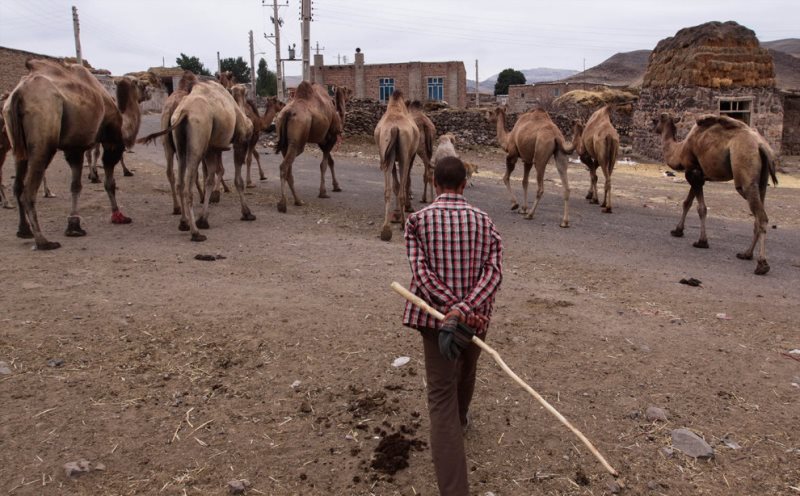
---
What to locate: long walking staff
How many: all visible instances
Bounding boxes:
[391,282,619,477]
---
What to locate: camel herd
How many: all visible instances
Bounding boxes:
[0,58,780,275]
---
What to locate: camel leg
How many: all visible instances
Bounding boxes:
[328,152,342,192]
[524,162,546,221]
[601,162,613,213]
[503,155,519,210]
[390,165,403,223]
[233,144,256,221]
[182,154,205,242]
[245,146,256,188]
[554,154,571,227]
[681,169,708,248]
[277,148,303,212]
[255,148,267,181]
[0,148,11,209]
[164,144,181,215]
[520,162,533,215]
[582,157,599,204]
[209,162,222,204]
[87,144,102,184]
[64,150,87,237]
[101,150,132,225]
[421,157,433,204]
[17,149,61,249]
[380,164,393,242]
[196,152,219,230]
[671,187,695,238]
[121,153,134,177]
[736,184,770,274]
[176,155,190,232]
[318,155,330,198]
[692,187,709,249]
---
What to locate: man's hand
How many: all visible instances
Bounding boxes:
[445,308,487,333]
[438,316,476,361]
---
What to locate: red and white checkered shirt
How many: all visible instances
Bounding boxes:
[402,193,503,335]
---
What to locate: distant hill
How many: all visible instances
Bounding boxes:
[559,50,651,87]
[769,49,800,90]
[762,39,800,58]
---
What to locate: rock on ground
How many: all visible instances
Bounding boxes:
[671,428,715,459]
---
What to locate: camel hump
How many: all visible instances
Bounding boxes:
[696,114,747,130]
[115,77,134,113]
[295,81,314,99]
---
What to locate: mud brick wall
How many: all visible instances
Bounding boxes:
[0,46,59,94]
[781,93,800,155]
[633,86,784,159]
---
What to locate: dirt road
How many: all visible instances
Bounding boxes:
[1,114,798,495]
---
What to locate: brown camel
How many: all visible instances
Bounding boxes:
[573,105,619,212]
[655,112,778,275]
[273,81,348,212]
[86,76,151,181]
[406,100,436,203]
[218,71,235,89]
[2,59,133,250]
[373,91,419,241]
[489,106,575,227]
[229,86,284,187]
[139,80,253,242]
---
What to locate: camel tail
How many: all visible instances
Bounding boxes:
[382,126,399,167]
[760,144,778,187]
[607,134,618,170]
[424,127,433,160]
[6,91,28,161]
[556,136,575,155]
[137,114,186,146]
[275,112,290,155]
[173,113,189,161]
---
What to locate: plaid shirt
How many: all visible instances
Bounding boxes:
[402,193,503,335]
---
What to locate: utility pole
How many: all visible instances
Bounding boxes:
[71,6,82,65]
[475,59,479,107]
[249,30,256,95]
[217,51,221,76]
[271,0,284,100]
[301,0,311,81]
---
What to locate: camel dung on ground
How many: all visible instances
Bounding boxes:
[573,105,620,213]
[373,90,420,242]
[272,81,349,213]
[406,100,436,203]
[488,106,576,227]
[2,58,133,250]
[86,75,151,182]
[655,112,778,275]
[139,79,253,242]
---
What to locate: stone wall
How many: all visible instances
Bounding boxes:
[782,93,800,155]
[633,86,784,159]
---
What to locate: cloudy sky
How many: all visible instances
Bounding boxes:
[0,0,795,80]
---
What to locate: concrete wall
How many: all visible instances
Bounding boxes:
[633,86,785,158]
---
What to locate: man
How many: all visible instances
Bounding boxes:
[402,156,503,495]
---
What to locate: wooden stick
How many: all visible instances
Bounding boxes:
[390,281,619,477]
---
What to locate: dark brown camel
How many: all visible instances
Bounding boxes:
[655,113,778,275]
[573,105,619,212]
[2,59,132,250]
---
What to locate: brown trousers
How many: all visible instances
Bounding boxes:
[420,328,483,496]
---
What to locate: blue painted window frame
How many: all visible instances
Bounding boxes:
[379,78,395,102]
[427,76,444,101]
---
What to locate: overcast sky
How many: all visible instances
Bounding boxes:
[0,0,795,81]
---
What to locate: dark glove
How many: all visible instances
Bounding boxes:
[438,317,476,361]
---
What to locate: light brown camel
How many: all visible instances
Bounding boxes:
[489,106,576,227]
[406,100,436,203]
[655,112,778,275]
[86,76,151,181]
[273,81,348,212]
[2,59,132,250]
[573,105,619,212]
[373,91,419,242]
[230,87,284,187]
[139,80,253,242]
[1,92,55,204]
[218,70,235,89]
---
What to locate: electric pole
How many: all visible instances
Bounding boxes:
[301,0,311,81]
[71,6,82,65]
[217,51,221,76]
[249,30,256,96]
[271,0,284,100]
[475,60,479,107]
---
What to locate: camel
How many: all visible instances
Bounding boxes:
[85,76,151,181]
[655,112,778,275]
[373,91,419,241]
[139,79,253,242]
[218,71,235,89]
[489,106,576,227]
[231,88,284,187]
[432,133,458,164]
[573,105,619,213]
[2,58,133,250]
[406,100,436,203]
[273,81,349,212]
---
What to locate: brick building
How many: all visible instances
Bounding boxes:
[0,46,59,94]
[311,49,467,108]
[506,82,598,113]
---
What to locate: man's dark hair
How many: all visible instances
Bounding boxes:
[434,156,467,189]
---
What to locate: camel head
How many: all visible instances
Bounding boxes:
[655,112,678,137]
[218,71,235,89]
[177,71,198,93]
[437,133,456,147]
[230,83,248,103]
[485,106,507,123]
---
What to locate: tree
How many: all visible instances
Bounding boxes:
[256,58,277,96]
[494,68,526,96]
[220,57,251,85]
[175,53,211,76]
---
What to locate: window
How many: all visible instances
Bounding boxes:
[427,77,444,101]
[553,88,560,96]
[719,98,752,125]
[379,78,394,102]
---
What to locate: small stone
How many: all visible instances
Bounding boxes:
[659,447,674,458]
[647,480,663,490]
[627,410,641,420]
[47,358,65,368]
[227,479,250,494]
[63,460,92,477]
[671,428,714,459]
[607,481,622,494]
[0,361,11,375]
[299,401,312,413]
[645,406,669,422]
[290,380,302,390]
